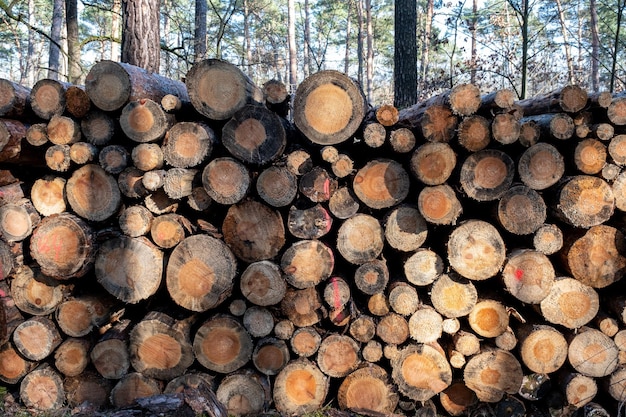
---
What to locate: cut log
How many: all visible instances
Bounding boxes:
[447,219,506,281]
[118,167,148,199]
[201,157,250,205]
[376,313,409,345]
[609,134,626,167]
[410,142,456,186]
[193,315,253,373]
[363,122,387,148]
[519,325,568,374]
[355,258,390,295]
[349,315,376,343]
[142,169,166,191]
[64,371,112,409]
[368,293,390,317]
[64,85,90,118]
[516,85,588,115]
[95,236,163,304]
[0,78,30,118]
[281,287,323,328]
[362,340,383,363]
[328,186,360,219]
[70,141,99,165]
[568,327,618,378]
[287,203,332,239]
[0,199,39,242]
[418,184,463,226]
[119,205,153,237]
[186,58,262,120]
[216,370,268,416]
[480,88,516,113]
[592,122,614,141]
[223,200,285,262]
[376,103,400,126]
[132,143,163,171]
[463,349,523,403]
[0,341,35,384]
[54,337,90,377]
[460,149,515,201]
[19,364,65,411]
[408,306,443,343]
[252,337,290,375]
[323,276,351,311]
[389,127,416,153]
[90,320,132,379]
[388,281,419,316]
[330,153,355,178]
[263,79,290,117]
[109,372,162,409]
[285,148,313,176]
[25,123,48,147]
[243,306,274,338]
[256,165,298,208]
[337,214,384,265]
[299,166,337,203]
[403,248,444,287]
[30,79,68,119]
[607,366,626,403]
[497,185,546,235]
[45,144,71,172]
[80,109,116,146]
[228,299,247,317]
[495,326,518,351]
[518,142,565,190]
[150,213,185,249]
[458,114,492,150]
[281,239,334,289]
[317,334,361,377]
[85,60,188,112]
[55,298,97,337]
[608,94,626,125]
[439,382,478,417]
[556,175,614,226]
[162,121,215,168]
[533,223,564,255]
[129,311,194,380]
[120,98,175,143]
[293,70,366,145]
[239,260,286,306]
[337,365,399,414]
[66,164,122,222]
[273,359,329,416]
[13,316,62,361]
[540,277,599,329]
[453,331,481,357]
[522,112,575,140]
[47,114,81,145]
[430,273,478,318]
[10,265,63,316]
[166,234,236,312]
[187,186,212,212]
[29,212,95,280]
[291,327,322,357]
[501,249,555,304]
[400,103,458,143]
[384,205,427,252]
[468,299,509,338]
[575,138,606,174]
[391,343,452,401]
[222,104,286,165]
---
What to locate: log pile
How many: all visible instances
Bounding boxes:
[0,61,626,417]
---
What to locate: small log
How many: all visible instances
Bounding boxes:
[389,281,419,316]
[45,144,71,172]
[66,164,122,222]
[501,249,555,304]
[607,365,626,403]
[540,277,599,329]
[430,273,478,318]
[0,341,35,384]
[317,334,361,378]
[389,127,416,153]
[460,149,515,201]
[54,337,91,377]
[522,113,575,140]
[408,306,443,343]
[575,138,606,174]
[329,186,360,219]
[280,287,322,327]
[439,382,478,417]
[98,144,128,175]
[281,239,334,289]
[150,213,185,249]
[562,225,626,288]
[19,364,65,411]
[119,205,153,237]
[557,175,615,228]
[519,325,568,374]
[355,258,390,294]
[299,166,337,203]
[518,142,565,190]
[65,85,91,118]
[243,306,274,338]
[0,78,30,118]
[458,114,492,150]
[30,78,68,119]
[95,236,163,304]
[47,115,81,145]
[129,311,194,380]
[10,265,63,316]
[376,103,400,126]
[368,293,391,317]
[55,298,97,337]
[608,94,626,125]
[25,123,48,146]
[187,186,212,211]
[330,153,355,178]
[391,343,452,401]
[201,157,250,205]
[349,315,376,343]
[592,122,614,141]
[120,98,175,143]
[363,122,387,148]
[109,372,162,408]
[13,316,62,361]
[216,370,268,416]
[80,109,116,146]
[163,121,215,168]
[468,299,509,338]
[222,104,286,165]
[362,340,383,363]
[291,326,322,357]
[497,185,546,235]
[85,60,188,112]
[132,143,163,171]
[293,70,366,145]
[400,102,458,143]
[118,167,148,199]
[403,248,444,286]
[193,315,253,374]
[285,148,313,175]
[186,58,262,120]
[410,142,456,186]
[447,219,506,281]
[568,327,618,377]
[337,214,384,265]
[273,359,329,416]
[256,165,298,208]
[166,234,236,312]
[239,260,286,306]
[0,199,39,242]
[228,299,247,317]
[90,320,132,379]
[453,331,481,357]
[480,88,516,113]
[252,337,290,375]
[287,203,332,239]
[263,79,290,117]
[142,169,166,191]
[533,223,563,255]
[609,134,626,167]
[64,371,112,409]
[418,184,463,226]
[29,212,95,280]
[516,85,588,115]
[463,349,524,403]
[323,276,351,311]
[70,141,99,164]
[376,313,409,345]
[496,326,519,351]
[338,365,399,414]
[518,119,540,147]
[384,205,428,252]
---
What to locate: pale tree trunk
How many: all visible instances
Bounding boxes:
[243,0,252,77]
[48,0,63,80]
[610,0,625,92]
[344,0,352,75]
[394,0,417,108]
[26,0,37,85]
[470,0,478,84]
[365,0,374,101]
[66,0,82,83]
[111,0,121,61]
[590,0,600,91]
[122,0,160,72]
[356,0,364,86]
[419,0,434,92]
[195,0,208,63]
[555,0,574,84]
[303,0,311,78]
[288,0,297,90]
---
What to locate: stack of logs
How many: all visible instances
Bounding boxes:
[0,58,626,417]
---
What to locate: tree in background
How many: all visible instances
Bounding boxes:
[393,0,417,108]
[121,0,160,71]
[66,0,82,82]
[48,0,63,80]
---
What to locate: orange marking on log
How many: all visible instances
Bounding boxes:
[323,178,331,200]
[331,277,342,311]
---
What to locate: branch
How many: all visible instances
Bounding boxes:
[0,0,64,51]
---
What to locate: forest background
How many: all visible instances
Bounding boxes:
[0,0,624,120]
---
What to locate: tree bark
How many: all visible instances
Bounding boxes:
[121,0,160,72]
